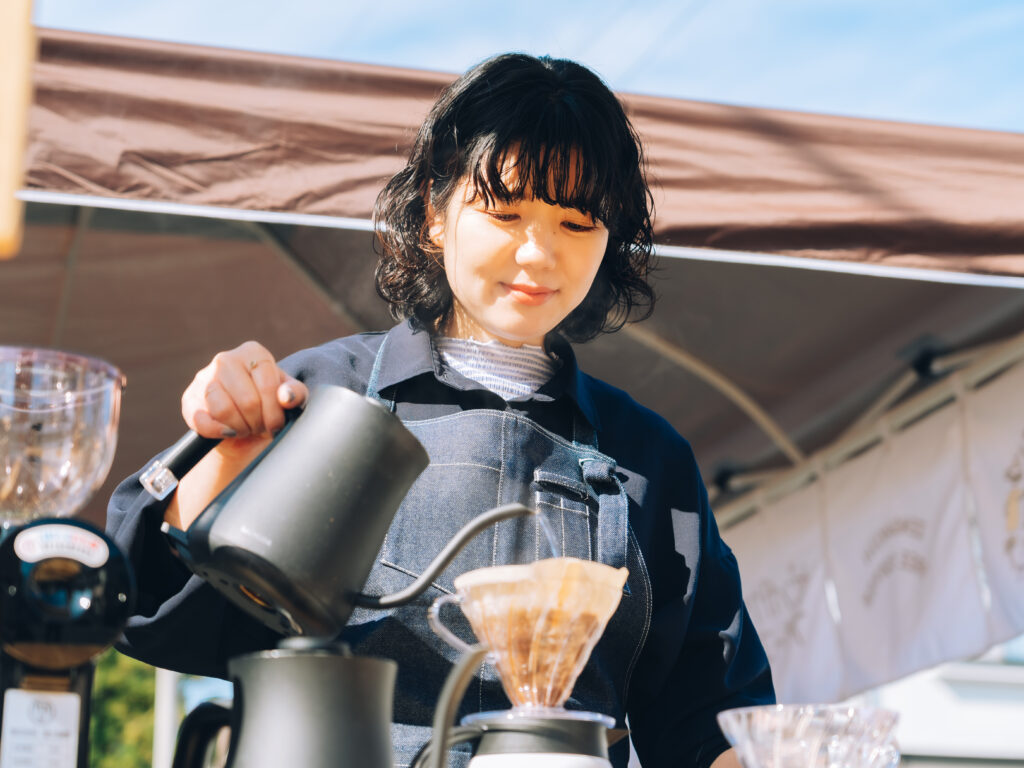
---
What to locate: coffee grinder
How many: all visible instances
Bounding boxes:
[0,346,135,768]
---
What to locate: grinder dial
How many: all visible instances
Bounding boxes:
[0,519,135,670]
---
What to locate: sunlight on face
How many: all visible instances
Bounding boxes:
[430,160,609,347]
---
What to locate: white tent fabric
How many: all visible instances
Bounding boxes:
[823,403,989,695]
[962,362,1024,644]
[722,482,844,703]
[723,360,1024,702]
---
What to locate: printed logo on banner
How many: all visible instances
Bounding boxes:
[723,483,845,703]
[963,362,1024,644]
[747,562,812,650]
[1004,428,1024,573]
[861,516,929,606]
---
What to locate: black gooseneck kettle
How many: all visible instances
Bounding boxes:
[148,383,532,638]
[146,383,537,768]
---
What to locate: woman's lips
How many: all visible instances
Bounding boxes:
[504,283,556,306]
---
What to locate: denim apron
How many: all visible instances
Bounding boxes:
[343,337,652,768]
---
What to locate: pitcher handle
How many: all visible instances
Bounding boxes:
[428,594,475,654]
[171,701,233,768]
[427,644,489,768]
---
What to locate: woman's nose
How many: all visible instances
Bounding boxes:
[515,226,557,267]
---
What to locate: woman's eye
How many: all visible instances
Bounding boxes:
[488,212,519,223]
[563,221,598,233]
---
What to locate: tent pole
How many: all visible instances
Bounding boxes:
[835,369,920,441]
[836,335,1017,443]
[49,205,92,348]
[654,243,1024,290]
[932,338,1010,374]
[623,323,805,465]
[16,192,1024,290]
[18,189,376,232]
[716,327,1024,527]
[151,668,179,768]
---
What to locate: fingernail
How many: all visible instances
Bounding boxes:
[221,428,237,438]
[281,386,295,404]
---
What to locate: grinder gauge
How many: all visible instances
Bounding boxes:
[0,519,134,670]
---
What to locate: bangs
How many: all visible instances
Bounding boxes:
[464,121,622,224]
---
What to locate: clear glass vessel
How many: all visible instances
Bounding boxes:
[0,347,124,525]
[717,703,901,768]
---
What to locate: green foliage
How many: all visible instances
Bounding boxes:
[89,649,155,768]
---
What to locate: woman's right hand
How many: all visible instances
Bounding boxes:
[181,341,309,439]
[167,342,310,531]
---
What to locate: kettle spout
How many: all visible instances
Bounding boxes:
[352,503,536,609]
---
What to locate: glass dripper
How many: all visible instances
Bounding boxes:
[717,704,901,768]
[0,347,124,525]
[429,557,628,713]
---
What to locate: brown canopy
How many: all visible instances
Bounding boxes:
[26,28,1024,274]
[6,29,1024,526]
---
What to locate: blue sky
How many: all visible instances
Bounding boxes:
[34,0,1024,134]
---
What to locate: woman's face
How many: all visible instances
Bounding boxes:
[430,176,609,347]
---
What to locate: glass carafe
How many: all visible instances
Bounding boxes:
[717,703,901,768]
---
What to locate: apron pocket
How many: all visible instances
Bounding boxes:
[532,470,595,562]
[379,462,501,594]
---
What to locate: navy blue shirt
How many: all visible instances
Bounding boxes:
[107,320,773,768]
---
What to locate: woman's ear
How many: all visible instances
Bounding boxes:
[426,201,445,248]
[428,221,445,248]
[423,180,446,249]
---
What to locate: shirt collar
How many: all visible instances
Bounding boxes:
[372,320,436,390]
[374,320,602,432]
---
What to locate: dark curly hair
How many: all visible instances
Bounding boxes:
[374,53,655,343]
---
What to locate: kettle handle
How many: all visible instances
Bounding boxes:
[171,700,233,768]
[140,430,221,500]
[142,407,303,501]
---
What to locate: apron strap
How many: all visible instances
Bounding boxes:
[580,456,629,576]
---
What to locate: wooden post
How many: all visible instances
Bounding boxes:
[0,0,36,259]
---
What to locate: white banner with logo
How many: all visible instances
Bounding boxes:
[961,362,1024,644]
[822,403,989,696]
[723,482,844,704]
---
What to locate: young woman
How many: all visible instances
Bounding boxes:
[107,53,773,768]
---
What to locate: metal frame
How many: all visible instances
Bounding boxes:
[20,189,1024,290]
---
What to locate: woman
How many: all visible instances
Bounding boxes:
[107,53,773,768]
